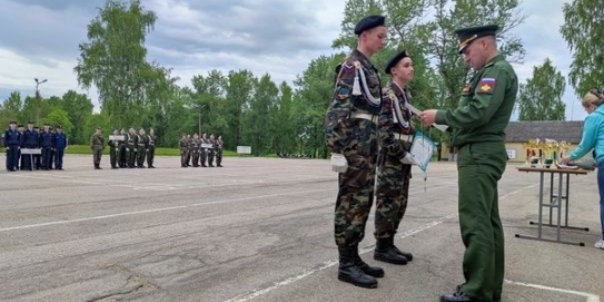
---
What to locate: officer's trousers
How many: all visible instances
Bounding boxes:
[147,146,155,167]
[6,147,19,171]
[137,147,146,167]
[54,148,65,169]
[457,142,507,302]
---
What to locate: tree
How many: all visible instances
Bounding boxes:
[0,92,23,126]
[191,70,227,136]
[59,90,94,144]
[242,74,279,156]
[74,0,157,127]
[224,70,256,148]
[44,109,74,135]
[560,0,604,95]
[517,59,566,121]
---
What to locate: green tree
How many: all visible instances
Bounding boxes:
[44,109,75,135]
[224,70,256,148]
[272,82,296,156]
[517,58,566,121]
[74,0,157,127]
[191,70,227,136]
[0,92,23,126]
[59,90,94,144]
[294,54,346,158]
[242,74,279,156]
[560,0,604,95]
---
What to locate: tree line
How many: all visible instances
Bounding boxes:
[1,0,600,157]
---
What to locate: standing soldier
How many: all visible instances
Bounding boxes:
[16,124,24,170]
[420,25,517,302]
[136,128,147,168]
[108,129,121,169]
[190,133,200,167]
[21,121,39,171]
[118,128,128,168]
[324,15,387,288]
[54,125,67,170]
[147,128,157,168]
[127,127,138,168]
[373,50,416,266]
[179,133,189,168]
[39,123,54,170]
[199,133,208,167]
[90,127,105,169]
[4,121,21,171]
[215,135,224,167]
[207,134,216,167]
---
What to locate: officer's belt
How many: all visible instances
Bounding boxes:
[350,112,378,124]
[393,133,414,142]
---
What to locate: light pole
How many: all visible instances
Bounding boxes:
[34,78,48,126]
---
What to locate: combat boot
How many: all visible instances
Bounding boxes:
[338,246,377,288]
[374,238,407,265]
[352,245,384,278]
[387,237,413,261]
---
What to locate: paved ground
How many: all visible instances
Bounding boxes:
[0,155,602,302]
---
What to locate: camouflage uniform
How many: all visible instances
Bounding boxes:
[136,129,147,168]
[190,134,200,167]
[208,134,216,167]
[126,128,138,168]
[215,136,224,167]
[325,48,382,247]
[146,129,156,168]
[199,133,209,167]
[90,128,105,169]
[375,82,414,239]
[179,135,189,167]
[109,130,121,169]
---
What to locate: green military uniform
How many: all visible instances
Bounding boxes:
[146,130,156,168]
[215,136,224,167]
[136,130,147,168]
[90,128,105,169]
[435,25,517,302]
[324,14,386,289]
[179,135,189,167]
[126,128,138,168]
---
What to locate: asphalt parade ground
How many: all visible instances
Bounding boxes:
[0,155,602,302]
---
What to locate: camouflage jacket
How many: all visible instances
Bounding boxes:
[324,49,382,154]
[378,81,415,157]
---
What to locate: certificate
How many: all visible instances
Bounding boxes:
[409,131,436,172]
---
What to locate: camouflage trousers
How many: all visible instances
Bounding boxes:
[374,140,412,239]
[333,118,378,247]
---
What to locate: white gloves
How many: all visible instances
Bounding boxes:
[400,152,419,165]
[330,153,348,173]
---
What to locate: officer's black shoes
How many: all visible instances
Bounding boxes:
[338,246,378,288]
[386,237,413,261]
[440,291,473,302]
[374,239,408,265]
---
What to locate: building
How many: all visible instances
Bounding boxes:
[440,120,585,163]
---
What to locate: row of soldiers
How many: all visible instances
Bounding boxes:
[179,133,224,168]
[3,121,68,171]
[91,127,157,169]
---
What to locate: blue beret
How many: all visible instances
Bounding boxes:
[385,50,409,74]
[454,24,499,53]
[354,15,386,35]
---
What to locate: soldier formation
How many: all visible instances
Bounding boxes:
[179,133,224,168]
[3,121,68,171]
[100,127,157,169]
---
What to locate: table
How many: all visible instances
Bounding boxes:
[515,166,590,246]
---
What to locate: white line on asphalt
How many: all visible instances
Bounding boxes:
[505,279,601,302]
[0,189,333,233]
[223,183,537,302]
[224,214,457,302]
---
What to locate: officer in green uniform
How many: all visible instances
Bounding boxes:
[420,25,517,302]
[90,127,105,169]
[374,50,416,266]
[324,15,387,289]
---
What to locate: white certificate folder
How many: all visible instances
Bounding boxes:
[410,131,436,172]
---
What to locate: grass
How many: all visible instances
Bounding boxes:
[64,145,238,157]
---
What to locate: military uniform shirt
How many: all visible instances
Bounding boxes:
[435,54,517,147]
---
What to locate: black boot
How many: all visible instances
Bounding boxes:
[338,246,378,288]
[352,245,384,278]
[387,237,413,261]
[374,238,407,265]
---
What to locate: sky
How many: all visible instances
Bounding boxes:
[0,0,586,121]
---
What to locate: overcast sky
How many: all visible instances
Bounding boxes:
[0,0,585,121]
